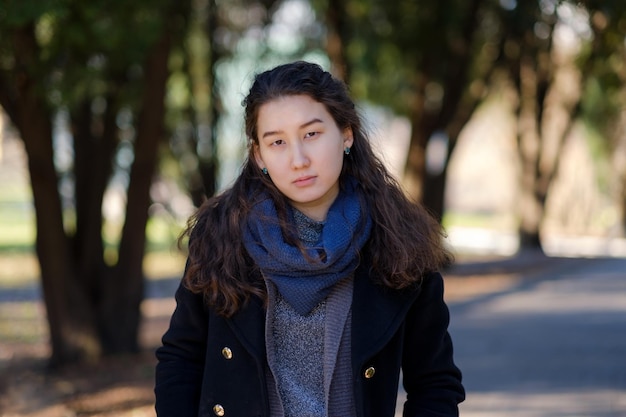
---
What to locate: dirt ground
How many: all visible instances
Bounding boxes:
[0,301,172,417]
[0,252,553,417]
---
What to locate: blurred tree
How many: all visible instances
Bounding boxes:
[168,0,283,207]
[316,0,351,81]
[493,0,571,250]
[169,0,221,207]
[319,0,624,247]
[0,0,190,366]
[493,0,625,249]
[318,0,494,222]
[579,0,626,235]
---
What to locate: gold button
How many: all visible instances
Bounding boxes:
[364,366,376,379]
[221,347,233,360]
[213,404,225,416]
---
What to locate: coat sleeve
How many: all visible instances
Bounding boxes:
[401,272,465,417]
[154,276,208,417]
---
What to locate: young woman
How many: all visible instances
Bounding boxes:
[155,61,464,417]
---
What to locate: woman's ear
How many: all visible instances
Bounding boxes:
[253,144,265,171]
[343,127,354,148]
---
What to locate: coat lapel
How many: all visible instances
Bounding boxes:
[225,295,267,361]
[351,262,422,364]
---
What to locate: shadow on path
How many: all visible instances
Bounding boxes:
[446,256,626,417]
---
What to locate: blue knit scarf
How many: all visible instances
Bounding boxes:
[243,179,372,315]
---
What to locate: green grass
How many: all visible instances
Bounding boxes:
[0,220,35,251]
[0,184,32,203]
[0,197,36,251]
[0,301,47,343]
[443,210,517,230]
[0,187,186,286]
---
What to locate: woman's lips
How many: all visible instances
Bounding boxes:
[293,175,316,187]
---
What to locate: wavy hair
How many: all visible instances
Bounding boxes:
[181,61,452,316]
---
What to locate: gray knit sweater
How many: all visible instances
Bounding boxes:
[264,210,356,417]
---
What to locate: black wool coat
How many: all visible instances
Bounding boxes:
[154,262,465,417]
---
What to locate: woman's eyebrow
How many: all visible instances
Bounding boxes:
[261,118,324,139]
[300,118,323,129]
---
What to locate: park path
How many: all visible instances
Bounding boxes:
[445,256,626,417]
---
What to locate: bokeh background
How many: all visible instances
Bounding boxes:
[1,0,625,415]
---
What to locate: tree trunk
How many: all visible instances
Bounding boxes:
[422,169,448,223]
[72,97,116,287]
[404,105,430,203]
[511,16,581,251]
[325,0,350,83]
[515,51,545,251]
[98,31,173,354]
[71,92,124,356]
[403,0,483,214]
[11,25,102,366]
[185,0,219,206]
[203,0,220,200]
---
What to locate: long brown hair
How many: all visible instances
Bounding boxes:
[181,61,452,316]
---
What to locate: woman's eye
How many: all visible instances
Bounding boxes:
[271,139,285,146]
[304,131,318,139]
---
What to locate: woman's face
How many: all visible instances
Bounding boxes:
[254,94,353,221]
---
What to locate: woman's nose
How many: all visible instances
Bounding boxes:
[291,142,310,169]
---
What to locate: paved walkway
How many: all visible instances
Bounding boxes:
[448,256,626,417]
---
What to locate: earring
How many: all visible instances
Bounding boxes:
[262,167,268,175]
[344,147,351,155]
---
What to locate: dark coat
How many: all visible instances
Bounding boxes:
[154,261,464,417]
